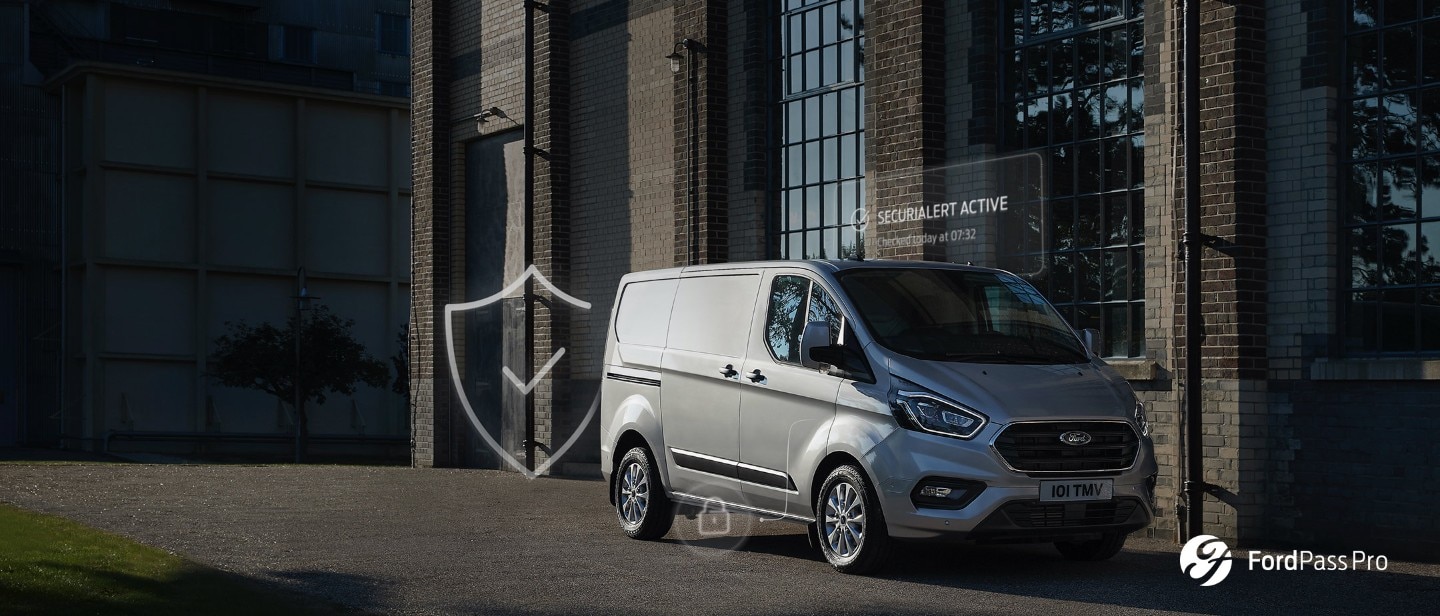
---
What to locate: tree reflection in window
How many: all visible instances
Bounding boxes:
[1343,1,1440,354]
[766,275,844,364]
[1002,0,1146,358]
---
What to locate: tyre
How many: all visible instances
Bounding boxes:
[815,465,891,574]
[614,446,674,540]
[1054,531,1128,561]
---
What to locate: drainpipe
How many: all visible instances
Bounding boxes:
[1182,0,1206,541]
[522,0,540,472]
[687,42,698,265]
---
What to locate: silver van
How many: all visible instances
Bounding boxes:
[599,260,1156,573]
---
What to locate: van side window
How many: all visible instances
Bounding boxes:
[807,281,844,346]
[765,275,810,363]
[766,275,845,364]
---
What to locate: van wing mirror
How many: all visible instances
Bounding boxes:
[1080,328,1101,357]
[799,321,833,370]
[808,345,845,369]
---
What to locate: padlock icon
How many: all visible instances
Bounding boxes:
[697,500,732,536]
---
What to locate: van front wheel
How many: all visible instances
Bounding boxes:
[614,447,673,540]
[815,465,890,574]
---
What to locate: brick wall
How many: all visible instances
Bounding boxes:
[868,0,948,260]
[532,0,574,469]
[567,0,677,467]
[410,0,452,468]
[673,0,728,265]
[724,0,771,261]
[1176,0,1271,542]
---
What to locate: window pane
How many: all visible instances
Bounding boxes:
[1105,193,1129,245]
[1382,160,1419,219]
[1077,196,1101,248]
[1130,247,1145,300]
[766,276,810,363]
[822,138,838,182]
[840,88,857,133]
[809,280,844,345]
[1351,32,1379,95]
[1051,199,1075,250]
[824,183,839,226]
[1384,92,1419,155]
[1422,288,1440,351]
[1104,303,1129,357]
[806,186,822,228]
[1424,21,1440,84]
[1384,0,1417,24]
[1354,0,1378,29]
[1420,221,1440,283]
[1383,25,1418,89]
[841,134,857,177]
[1050,253,1075,302]
[1380,223,1418,285]
[823,91,839,135]
[1103,137,1127,191]
[1078,141,1101,194]
[1423,159,1440,217]
[1349,163,1381,223]
[1352,97,1382,159]
[1051,39,1075,90]
[1381,288,1418,351]
[1103,249,1128,301]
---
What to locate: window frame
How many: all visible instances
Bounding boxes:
[771,0,867,261]
[997,0,1147,359]
[1339,0,1440,357]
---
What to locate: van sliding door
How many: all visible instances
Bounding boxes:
[659,273,763,499]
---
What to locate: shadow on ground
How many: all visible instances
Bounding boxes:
[0,561,386,616]
[674,528,1440,615]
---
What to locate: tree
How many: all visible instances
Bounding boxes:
[391,325,409,400]
[210,306,388,462]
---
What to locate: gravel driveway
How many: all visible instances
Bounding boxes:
[1,463,1436,615]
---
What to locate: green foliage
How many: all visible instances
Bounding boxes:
[210,306,388,411]
[0,504,336,615]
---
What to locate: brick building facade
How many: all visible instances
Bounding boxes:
[412,0,1440,559]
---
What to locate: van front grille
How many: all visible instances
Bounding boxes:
[1000,498,1141,528]
[992,421,1138,473]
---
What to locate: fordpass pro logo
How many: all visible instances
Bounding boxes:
[1180,534,1234,586]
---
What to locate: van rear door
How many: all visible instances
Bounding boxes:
[659,272,763,498]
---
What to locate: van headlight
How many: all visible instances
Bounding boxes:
[1134,399,1151,437]
[890,389,988,440]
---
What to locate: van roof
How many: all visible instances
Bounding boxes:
[621,259,1008,281]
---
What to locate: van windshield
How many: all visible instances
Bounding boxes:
[836,268,1089,364]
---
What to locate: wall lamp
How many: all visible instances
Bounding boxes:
[666,38,704,74]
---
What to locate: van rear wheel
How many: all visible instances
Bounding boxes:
[615,447,673,540]
[815,465,890,574]
[1054,531,1127,561]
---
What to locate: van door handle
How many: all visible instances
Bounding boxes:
[746,369,766,384]
[719,364,738,378]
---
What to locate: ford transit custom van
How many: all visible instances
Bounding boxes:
[599,260,1156,574]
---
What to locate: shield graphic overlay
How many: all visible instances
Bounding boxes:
[444,265,599,479]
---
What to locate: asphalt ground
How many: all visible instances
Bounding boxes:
[1,463,1436,615]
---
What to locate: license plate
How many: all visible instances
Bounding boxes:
[1039,479,1113,502]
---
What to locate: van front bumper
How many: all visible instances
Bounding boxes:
[867,424,1157,542]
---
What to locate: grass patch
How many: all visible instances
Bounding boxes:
[0,504,341,615]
